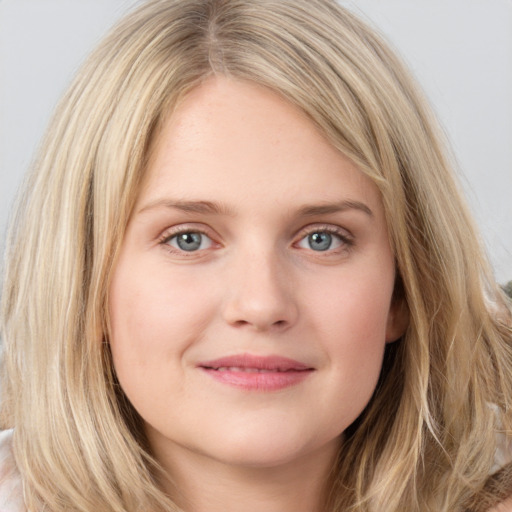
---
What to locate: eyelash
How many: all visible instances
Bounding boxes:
[157,225,217,256]
[157,224,354,256]
[295,225,354,253]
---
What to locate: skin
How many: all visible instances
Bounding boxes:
[490,498,512,512]
[108,76,407,512]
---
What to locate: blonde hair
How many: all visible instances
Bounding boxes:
[1,0,511,510]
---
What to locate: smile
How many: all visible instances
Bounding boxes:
[214,367,301,373]
[198,354,315,391]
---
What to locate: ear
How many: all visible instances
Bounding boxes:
[385,296,409,343]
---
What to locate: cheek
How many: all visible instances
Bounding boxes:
[313,267,394,343]
[309,265,394,403]
[110,259,211,342]
[107,259,216,392]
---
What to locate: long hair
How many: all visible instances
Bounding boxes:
[1,1,511,510]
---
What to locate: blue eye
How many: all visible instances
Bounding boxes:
[166,232,213,252]
[297,230,345,252]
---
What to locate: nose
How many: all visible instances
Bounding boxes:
[221,248,299,332]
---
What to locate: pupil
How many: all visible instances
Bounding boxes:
[177,232,202,251]
[309,232,332,251]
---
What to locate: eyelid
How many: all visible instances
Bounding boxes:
[157,224,220,253]
[295,223,353,241]
[293,224,354,251]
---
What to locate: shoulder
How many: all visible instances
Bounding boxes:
[0,430,26,512]
[493,418,512,474]
[487,497,512,512]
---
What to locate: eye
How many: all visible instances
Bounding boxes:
[296,229,350,252]
[164,231,213,252]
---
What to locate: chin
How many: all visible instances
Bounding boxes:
[196,427,340,470]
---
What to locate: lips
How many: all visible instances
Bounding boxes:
[198,354,314,391]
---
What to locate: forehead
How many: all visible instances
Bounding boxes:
[139,76,383,217]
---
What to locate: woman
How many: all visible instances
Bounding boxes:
[1,0,511,510]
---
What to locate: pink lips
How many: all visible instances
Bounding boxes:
[198,354,314,391]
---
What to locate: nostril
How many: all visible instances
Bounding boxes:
[231,318,288,331]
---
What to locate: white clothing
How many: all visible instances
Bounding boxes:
[0,430,24,512]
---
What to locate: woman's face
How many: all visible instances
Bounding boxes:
[109,77,405,473]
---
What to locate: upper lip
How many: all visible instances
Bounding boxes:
[198,354,314,372]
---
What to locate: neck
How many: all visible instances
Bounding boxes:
[152,438,340,512]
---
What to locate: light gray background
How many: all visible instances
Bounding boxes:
[1,0,511,282]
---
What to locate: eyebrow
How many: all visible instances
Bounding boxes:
[137,198,373,218]
[297,200,373,217]
[137,199,234,216]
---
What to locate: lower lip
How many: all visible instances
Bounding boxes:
[200,368,313,391]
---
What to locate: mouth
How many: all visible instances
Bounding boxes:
[211,366,302,373]
[197,354,315,391]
